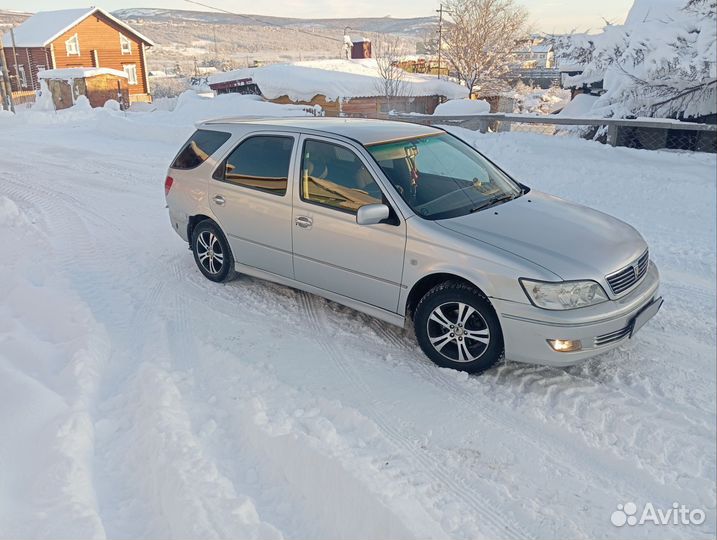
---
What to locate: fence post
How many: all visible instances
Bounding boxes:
[478,118,490,133]
[607,124,618,146]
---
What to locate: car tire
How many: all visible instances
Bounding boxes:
[191,220,237,283]
[414,281,504,373]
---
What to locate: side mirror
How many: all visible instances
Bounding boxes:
[356,203,389,226]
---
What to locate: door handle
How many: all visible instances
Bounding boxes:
[212,194,225,206]
[295,216,313,229]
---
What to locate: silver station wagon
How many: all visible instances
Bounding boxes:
[165,118,662,373]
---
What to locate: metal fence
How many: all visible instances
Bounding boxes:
[376,113,717,154]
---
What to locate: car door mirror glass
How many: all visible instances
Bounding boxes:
[356,203,389,225]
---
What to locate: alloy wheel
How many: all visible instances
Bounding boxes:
[426,301,491,362]
[196,230,224,275]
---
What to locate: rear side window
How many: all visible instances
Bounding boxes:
[171,129,231,170]
[213,135,294,196]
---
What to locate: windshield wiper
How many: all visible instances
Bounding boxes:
[469,193,515,214]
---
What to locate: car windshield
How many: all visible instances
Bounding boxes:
[366,133,522,220]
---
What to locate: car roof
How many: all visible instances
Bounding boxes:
[199,117,444,146]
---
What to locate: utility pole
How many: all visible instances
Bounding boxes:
[10,28,21,90]
[0,35,15,112]
[436,4,445,79]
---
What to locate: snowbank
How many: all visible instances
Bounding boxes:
[433,99,490,115]
[208,59,467,101]
[557,93,599,117]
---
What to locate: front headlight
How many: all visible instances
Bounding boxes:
[520,279,608,310]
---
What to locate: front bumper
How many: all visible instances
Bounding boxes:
[492,262,661,367]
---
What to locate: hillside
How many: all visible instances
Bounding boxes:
[1,8,430,73]
[116,9,429,72]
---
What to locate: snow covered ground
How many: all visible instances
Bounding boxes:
[0,95,715,539]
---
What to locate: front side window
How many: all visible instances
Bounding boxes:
[171,129,231,170]
[65,34,80,56]
[301,139,383,213]
[215,136,293,196]
[123,64,138,85]
[120,34,132,54]
[367,133,522,220]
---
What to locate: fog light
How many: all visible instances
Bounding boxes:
[547,339,582,352]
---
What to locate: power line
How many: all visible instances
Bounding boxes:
[183,0,342,43]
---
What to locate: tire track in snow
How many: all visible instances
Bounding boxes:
[363,307,712,512]
[296,291,531,540]
[301,298,713,537]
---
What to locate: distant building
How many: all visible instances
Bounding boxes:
[506,37,559,88]
[208,59,466,116]
[512,42,555,69]
[2,7,154,103]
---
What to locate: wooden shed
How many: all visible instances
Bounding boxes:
[38,68,129,110]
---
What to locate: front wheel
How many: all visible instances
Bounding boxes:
[414,281,504,373]
[191,220,236,283]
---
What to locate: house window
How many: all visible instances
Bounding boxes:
[123,64,138,85]
[120,34,132,54]
[66,34,80,56]
[18,66,27,88]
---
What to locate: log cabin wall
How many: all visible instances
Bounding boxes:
[49,12,150,99]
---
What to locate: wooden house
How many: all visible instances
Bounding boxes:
[2,7,153,103]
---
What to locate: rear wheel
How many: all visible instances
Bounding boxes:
[414,281,503,373]
[191,220,236,283]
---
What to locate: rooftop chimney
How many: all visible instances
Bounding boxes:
[351,38,371,59]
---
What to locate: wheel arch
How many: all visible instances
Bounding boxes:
[187,214,217,243]
[405,272,491,319]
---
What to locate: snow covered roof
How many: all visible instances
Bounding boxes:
[38,67,128,80]
[208,59,467,101]
[2,7,154,48]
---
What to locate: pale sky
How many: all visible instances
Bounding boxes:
[2,0,634,33]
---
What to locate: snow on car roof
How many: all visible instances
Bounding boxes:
[200,117,444,146]
[2,7,154,48]
[207,59,467,102]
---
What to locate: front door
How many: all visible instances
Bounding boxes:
[209,132,297,279]
[291,135,406,312]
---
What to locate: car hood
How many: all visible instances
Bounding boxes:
[437,190,647,281]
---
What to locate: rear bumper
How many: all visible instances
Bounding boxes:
[493,262,661,367]
[168,208,189,242]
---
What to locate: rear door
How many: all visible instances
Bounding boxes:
[209,131,297,279]
[291,135,406,312]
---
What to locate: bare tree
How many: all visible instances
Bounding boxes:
[442,0,529,97]
[372,34,413,110]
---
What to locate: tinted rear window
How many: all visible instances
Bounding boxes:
[214,135,294,196]
[171,129,231,170]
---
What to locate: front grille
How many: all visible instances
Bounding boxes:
[594,325,631,347]
[606,250,649,295]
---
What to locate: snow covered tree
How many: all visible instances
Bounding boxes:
[442,0,529,97]
[558,0,717,119]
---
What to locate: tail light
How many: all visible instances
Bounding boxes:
[164,176,174,196]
